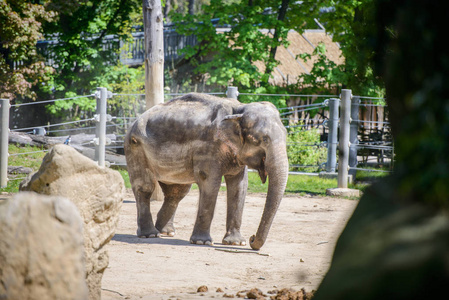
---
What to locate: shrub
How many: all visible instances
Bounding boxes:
[287,126,327,172]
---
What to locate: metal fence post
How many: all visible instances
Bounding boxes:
[1,99,10,188]
[226,86,239,99]
[338,89,351,188]
[349,96,360,179]
[326,98,340,173]
[95,87,108,167]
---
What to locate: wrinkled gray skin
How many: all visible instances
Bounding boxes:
[124,93,288,250]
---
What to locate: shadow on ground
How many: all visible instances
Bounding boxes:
[112,234,260,253]
[112,234,190,246]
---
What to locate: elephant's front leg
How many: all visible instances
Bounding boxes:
[190,171,222,245]
[223,167,248,246]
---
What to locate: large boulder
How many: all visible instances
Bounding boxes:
[0,192,88,300]
[20,144,125,300]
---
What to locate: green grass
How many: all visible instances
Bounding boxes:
[3,144,378,198]
[115,168,132,189]
[191,171,368,198]
[355,168,390,183]
[1,145,134,193]
[0,144,48,193]
[248,172,367,197]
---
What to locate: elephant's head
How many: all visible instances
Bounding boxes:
[218,102,289,250]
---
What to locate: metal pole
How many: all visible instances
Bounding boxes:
[338,89,351,188]
[1,99,10,188]
[326,98,339,172]
[226,86,239,99]
[349,96,360,179]
[95,87,107,167]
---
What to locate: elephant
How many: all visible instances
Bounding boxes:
[124,93,288,250]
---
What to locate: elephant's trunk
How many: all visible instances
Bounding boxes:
[250,142,289,250]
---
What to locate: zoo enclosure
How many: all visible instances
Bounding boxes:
[0,87,392,188]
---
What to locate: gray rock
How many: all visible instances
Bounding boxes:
[326,187,361,198]
[0,192,88,300]
[20,144,125,300]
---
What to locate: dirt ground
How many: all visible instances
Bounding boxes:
[101,189,358,300]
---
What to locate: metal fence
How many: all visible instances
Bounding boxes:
[32,30,198,69]
[0,87,392,189]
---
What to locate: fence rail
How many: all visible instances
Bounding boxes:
[0,87,393,189]
[31,30,199,69]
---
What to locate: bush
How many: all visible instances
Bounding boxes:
[287,126,327,172]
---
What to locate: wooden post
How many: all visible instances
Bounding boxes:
[143,0,164,201]
[144,0,164,109]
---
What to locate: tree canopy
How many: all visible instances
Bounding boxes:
[1,0,385,104]
[42,0,141,98]
[170,0,384,97]
[0,0,141,104]
[314,1,449,298]
[0,0,56,100]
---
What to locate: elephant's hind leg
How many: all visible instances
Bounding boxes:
[156,183,192,237]
[134,186,160,238]
[126,146,160,238]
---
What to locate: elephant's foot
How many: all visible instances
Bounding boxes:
[157,224,176,237]
[222,231,246,246]
[137,227,160,238]
[190,232,213,246]
[160,230,175,237]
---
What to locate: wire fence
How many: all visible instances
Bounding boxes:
[0,87,393,188]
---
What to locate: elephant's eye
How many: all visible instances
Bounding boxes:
[246,134,260,145]
[263,136,269,144]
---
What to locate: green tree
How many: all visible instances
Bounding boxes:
[0,0,56,101]
[170,0,385,98]
[314,1,449,298]
[317,0,384,97]
[41,0,141,99]
[296,42,345,95]
[163,0,210,22]
[170,0,320,97]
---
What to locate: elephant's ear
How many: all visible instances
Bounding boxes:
[217,114,244,151]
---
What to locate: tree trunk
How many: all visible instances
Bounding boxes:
[188,0,195,15]
[143,0,165,201]
[264,0,290,77]
[143,0,164,109]
[163,0,171,21]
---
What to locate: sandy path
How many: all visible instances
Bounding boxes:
[101,190,357,299]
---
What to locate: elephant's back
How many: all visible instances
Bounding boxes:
[163,93,240,108]
[137,93,236,143]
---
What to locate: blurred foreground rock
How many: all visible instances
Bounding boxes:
[0,193,88,300]
[20,144,125,300]
[313,180,449,300]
